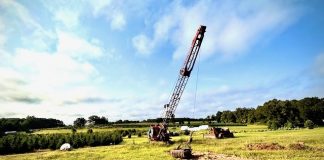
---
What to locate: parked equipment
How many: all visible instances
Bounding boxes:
[148,25,206,143]
[204,127,234,139]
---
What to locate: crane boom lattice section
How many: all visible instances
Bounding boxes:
[162,25,206,124]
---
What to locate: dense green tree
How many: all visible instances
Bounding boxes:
[215,111,222,122]
[234,108,253,124]
[0,116,64,133]
[221,111,236,123]
[205,97,323,129]
[247,109,256,123]
[88,115,108,125]
[304,119,315,129]
[73,118,86,128]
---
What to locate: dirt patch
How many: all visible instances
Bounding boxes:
[288,142,309,150]
[246,143,285,150]
[190,151,248,160]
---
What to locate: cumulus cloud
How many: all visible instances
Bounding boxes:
[0,1,138,122]
[132,1,302,59]
[0,0,45,32]
[0,47,106,121]
[57,31,104,60]
[0,17,5,46]
[0,68,42,104]
[14,48,99,86]
[0,0,55,51]
[43,0,125,31]
[88,1,127,31]
[62,97,109,105]
[132,34,153,55]
[89,0,113,16]
[110,11,126,30]
[54,9,80,28]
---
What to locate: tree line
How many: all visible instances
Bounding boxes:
[0,116,64,134]
[206,97,324,129]
[73,115,108,127]
[1,97,322,132]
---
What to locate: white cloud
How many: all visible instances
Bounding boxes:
[57,31,104,60]
[110,12,126,30]
[14,48,98,85]
[0,0,44,32]
[87,1,127,31]
[0,66,43,104]
[89,0,113,16]
[54,9,80,28]
[0,17,5,46]
[0,32,105,112]
[132,1,302,59]
[0,1,117,123]
[0,36,5,47]
[0,0,55,51]
[132,34,153,55]
[42,1,129,31]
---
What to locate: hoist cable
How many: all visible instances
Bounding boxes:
[193,51,201,119]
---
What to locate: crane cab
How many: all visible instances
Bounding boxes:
[148,124,170,142]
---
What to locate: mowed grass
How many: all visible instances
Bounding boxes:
[1,125,323,160]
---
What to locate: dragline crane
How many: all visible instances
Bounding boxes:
[148,25,206,142]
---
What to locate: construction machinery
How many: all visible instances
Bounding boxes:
[204,127,234,139]
[148,25,206,142]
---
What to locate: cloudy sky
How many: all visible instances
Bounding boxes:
[0,0,324,124]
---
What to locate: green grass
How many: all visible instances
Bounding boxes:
[33,127,147,134]
[1,125,324,160]
[33,128,113,134]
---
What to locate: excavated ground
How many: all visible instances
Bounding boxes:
[246,142,285,150]
[173,151,249,160]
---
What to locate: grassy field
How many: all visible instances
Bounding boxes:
[1,125,323,160]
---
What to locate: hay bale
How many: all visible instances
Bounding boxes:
[60,143,71,151]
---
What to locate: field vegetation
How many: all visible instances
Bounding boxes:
[0,125,323,160]
[0,131,123,155]
[0,97,323,159]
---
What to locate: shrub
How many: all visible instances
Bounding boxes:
[304,120,314,129]
[183,130,190,135]
[267,120,280,130]
[284,121,293,129]
[122,130,129,137]
[0,131,123,155]
[137,132,142,137]
[71,128,77,134]
[87,128,93,134]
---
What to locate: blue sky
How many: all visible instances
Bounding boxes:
[0,0,323,124]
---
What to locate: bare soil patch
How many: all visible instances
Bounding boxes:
[246,143,285,150]
[288,142,309,150]
[191,151,248,160]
